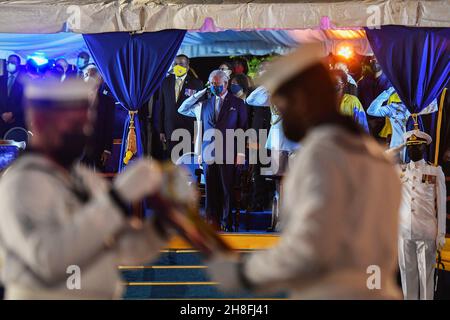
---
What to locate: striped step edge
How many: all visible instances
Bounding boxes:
[166,233,279,250]
[124,281,218,286]
[120,265,207,270]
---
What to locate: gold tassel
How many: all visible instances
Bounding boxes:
[123,111,138,165]
[411,113,419,130]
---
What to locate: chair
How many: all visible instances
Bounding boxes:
[3,127,32,147]
[175,152,205,206]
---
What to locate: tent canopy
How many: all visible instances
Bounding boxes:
[0,29,371,61]
[0,0,448,34]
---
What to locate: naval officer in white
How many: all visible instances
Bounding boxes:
[398,129,447,300]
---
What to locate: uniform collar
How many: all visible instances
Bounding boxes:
[408,158,426,170]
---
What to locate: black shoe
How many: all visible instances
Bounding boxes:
[221,224,234,232]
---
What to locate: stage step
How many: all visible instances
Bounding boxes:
[121,251,285,299]
[120,236,284,299]
[238,210,273,231]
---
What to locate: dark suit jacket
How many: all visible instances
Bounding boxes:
[83,83,116,169]
[93,83,116,155]
[62,68,78,82]
[200,93,248,163]
[0,72,25,137]
[159,73,203,142]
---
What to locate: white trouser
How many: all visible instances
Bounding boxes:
[398,238,436,300]
[269,149,289,231]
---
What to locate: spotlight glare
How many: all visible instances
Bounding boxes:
[28,54,48,66]
[337,46,353,59]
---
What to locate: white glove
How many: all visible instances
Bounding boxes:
[386,86,396,96]
[193,87,208,100]
[206,254,245,292]
[113,159,163,203]
[437,234,446,250]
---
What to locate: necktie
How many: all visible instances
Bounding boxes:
[175,77,183,101]
[7,74,14,97]
[215,96,222,121]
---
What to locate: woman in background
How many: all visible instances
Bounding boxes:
[229,73,253,101]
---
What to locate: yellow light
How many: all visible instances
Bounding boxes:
[337,46,353,59]
[326,29,366,40]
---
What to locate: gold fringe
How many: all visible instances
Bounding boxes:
[123,111,138,165]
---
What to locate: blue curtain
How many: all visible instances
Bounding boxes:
[366,26,449,159]
[83,30,186,171]
[365,26,449,114]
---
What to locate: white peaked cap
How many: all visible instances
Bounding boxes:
[404,129,432,145]
[256,42,326,94]
[24,78,97,104]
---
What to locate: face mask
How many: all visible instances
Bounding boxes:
[173,65,187,77]
[210,85,224,96]
[77,59,87,69]
[7,63,17,73]
[371,61,382,73]
[50,131,88,168]
[230,84,243,95]
[407,144,426,162]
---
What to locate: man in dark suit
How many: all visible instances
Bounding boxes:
[178,70,248,231]
[55,58,77,82]
[159,54,203,161]
[82,75,116,172]
[0,54,25,138]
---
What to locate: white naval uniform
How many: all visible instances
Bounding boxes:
[241,125,402,299]
[0,153,167,299]
[398,159,446,300]
[246,86,299,153]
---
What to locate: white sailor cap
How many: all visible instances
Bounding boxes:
[404,129,432,145]
[256,43,326,94]
[24,78,97,108]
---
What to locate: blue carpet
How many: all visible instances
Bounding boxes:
[123,209,280,299]
[121,251,286,299]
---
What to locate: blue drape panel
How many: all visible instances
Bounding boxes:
[83,30,186,171]
[366,26,449,158]
[365,26,449,114]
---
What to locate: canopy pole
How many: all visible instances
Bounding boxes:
[434,88,447,166]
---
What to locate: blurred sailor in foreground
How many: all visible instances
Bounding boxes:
[0,79,174,299]
[398,129,446,300]
[207,44,403,299]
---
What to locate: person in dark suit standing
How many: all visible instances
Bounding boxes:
[0,54,25,138]
[55,58,77,82]
[178,70,248,231]
[82,71,116,172]
[159,54,203,161]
